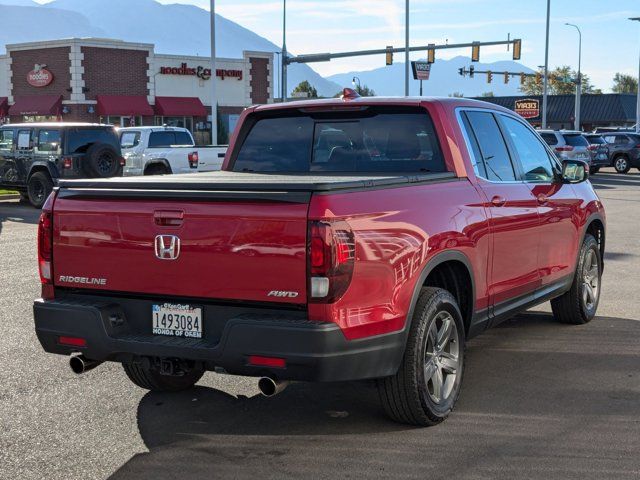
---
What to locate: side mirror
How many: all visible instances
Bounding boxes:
[561,159,589,184]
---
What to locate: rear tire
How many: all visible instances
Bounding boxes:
[551,234,601,325]
[123,362,204,392]
[377,287,465,426]
[27,171,53,208]
[613,155,630,174]
[589,166,599,175]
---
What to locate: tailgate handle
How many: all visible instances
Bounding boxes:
[154,210,184,227]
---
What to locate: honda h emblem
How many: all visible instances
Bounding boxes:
[154,235,181,260]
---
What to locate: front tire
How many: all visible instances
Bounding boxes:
[551,234,601,325]
[377,287,465,426]
[123,362,204,392]
[589,166,600,175]
[27,171,53,208]
[613,155,630,174]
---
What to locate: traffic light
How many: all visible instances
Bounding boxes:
[520,73,526,85]
[469,65,475,78]
[487,71,492,83]
[471,42,480,62]
[427,44,435,64]
[512,39,522,60]
[458,67,465,77]
[386,46,393,65]
[535,72,542,85]
[504,72,509,84]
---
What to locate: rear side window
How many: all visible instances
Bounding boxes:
[232,107,445,173]
[464,111,516,182]
[0,129,13,150]
[65,128,119,154]
[37,129,61,152]
[562,134,588,147]
[586,136,605,144]
[174,131,193,146]
[148,131,175,148]
[540,133,557,146]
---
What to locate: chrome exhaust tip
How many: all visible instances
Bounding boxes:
[257,377,289,397]
[69,355,102,375]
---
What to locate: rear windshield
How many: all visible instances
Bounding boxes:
[65,127,120,154]
[232,107,446,173]
[585,136,605,144]
[562,134,589,147]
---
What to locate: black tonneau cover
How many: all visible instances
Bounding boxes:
[56,171,457,202]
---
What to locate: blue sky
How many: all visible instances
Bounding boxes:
[36,0,639,92]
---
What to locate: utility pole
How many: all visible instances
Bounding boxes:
[209,0,217,144]
[405,0,410,96]
[542,0,551,129]
[566,23,582,131]
[631,17,640,134]
[281,0,287,102]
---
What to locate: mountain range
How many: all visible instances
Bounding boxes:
[0,0,533,97]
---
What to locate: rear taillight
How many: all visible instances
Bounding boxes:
[587,144,598,151]
[555,146,574,152]
[38,191,56,299]
[62,156,73,169]
[119,156,126,166]
[308,220,355,303]
[188,151,199,168]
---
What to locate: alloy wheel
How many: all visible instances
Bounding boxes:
[615,157,628,172]
[424,311,460,404]
[582,248,600,311]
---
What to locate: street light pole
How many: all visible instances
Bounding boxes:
[352,76,361,93]
[631,17,640,134]
[565,23,582,131]
[405,0,410,96]
[210,0,217,145]
[542,0,551,129]
[282,0,287,102]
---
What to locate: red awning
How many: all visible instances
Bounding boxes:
[96,95,154,116]
[154,97,208,117]
[9,95,62,116]
[0,97,8,117]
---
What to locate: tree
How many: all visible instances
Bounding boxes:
[291,80,318,98]
[480,91,495,97]
[520,66,597,95]
[612,73,638,94]
[354,84,375,97]
[448,92,464,98]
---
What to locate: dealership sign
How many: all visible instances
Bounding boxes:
[411,61,431,81]
[27,64,53,87]
[159,63,243,81]
[514,98,540,119]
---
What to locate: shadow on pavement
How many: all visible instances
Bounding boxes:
[109,312,640,480]
[590,171,640,188]
[0,199,39,236]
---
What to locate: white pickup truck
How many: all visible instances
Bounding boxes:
[119,126,227,176]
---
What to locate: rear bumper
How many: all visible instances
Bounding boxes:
[33,296,406,382]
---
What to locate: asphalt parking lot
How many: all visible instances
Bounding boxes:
[1,169,639,480]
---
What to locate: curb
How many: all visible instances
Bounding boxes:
[0,194,21,201]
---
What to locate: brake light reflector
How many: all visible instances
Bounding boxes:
[308,220,355,302]
[555,146,574,152]
[248,355,286,368]
[58,336,87,347]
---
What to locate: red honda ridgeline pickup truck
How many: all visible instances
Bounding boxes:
[34,93,605,426]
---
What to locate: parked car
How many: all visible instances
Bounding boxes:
[601,132,640,173]
[583,134,611,174]
[0,123,122,207]
[33,95,605,426]
[119,126,227,176]
[539,130,591,165]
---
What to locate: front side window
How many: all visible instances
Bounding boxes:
[233,107,445,173]
[464,111,516,182]
[501,116,556,183]
[37,129,61,152]
[17,130,32,150]
[120,131,141,149]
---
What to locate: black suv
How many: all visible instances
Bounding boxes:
[601,132,640,174]
[0,123,123,207]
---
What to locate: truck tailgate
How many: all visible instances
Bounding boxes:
[52,195,309,304]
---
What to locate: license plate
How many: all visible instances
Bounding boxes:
[152,303,202,338]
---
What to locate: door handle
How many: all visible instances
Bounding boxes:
[491,195,507,207]
[537,194,549,205]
